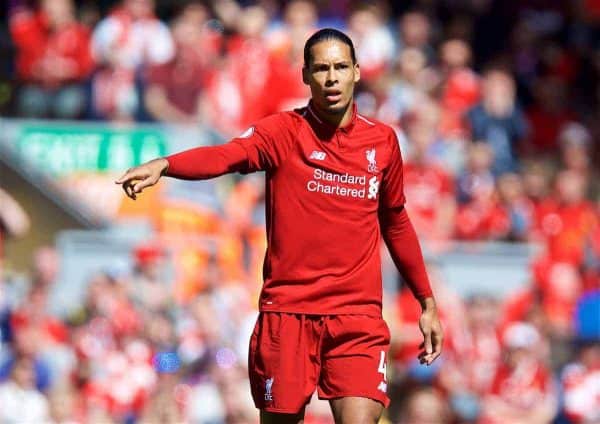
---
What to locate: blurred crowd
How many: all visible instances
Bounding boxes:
[1,0,600,423]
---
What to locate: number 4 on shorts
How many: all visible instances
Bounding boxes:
[378,350,387,381]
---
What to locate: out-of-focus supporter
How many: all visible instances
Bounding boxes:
[437,295,502,422]
[90,0,174,121]
[9,0,93,119]
[347,2,395,82]
[559,290,600,423]
[402,116,457,245]
[0,355,50,422]
[395,386,452,424]
[480,322,557,424]
[437,39,480,140]
[466,69,528,176]
[144,1,219,124]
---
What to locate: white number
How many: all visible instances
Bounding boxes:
[378,350,387,381]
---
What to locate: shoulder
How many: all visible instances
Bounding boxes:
[253,110,303,135]
[356,113,397,140]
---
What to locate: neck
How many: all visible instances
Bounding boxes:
[312,99,354,128]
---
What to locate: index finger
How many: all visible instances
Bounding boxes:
[115,168,144,184]
[423,330,433,355]
[430,331,443,361]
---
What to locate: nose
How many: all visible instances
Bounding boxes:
[325,66,337,86]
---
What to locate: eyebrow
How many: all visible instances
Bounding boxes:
[312,60,352,66]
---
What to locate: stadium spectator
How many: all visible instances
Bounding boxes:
[499,255,585,357]
[397,11,434,62]
[31,245,59,288]
[466,69,528,175]
[375,47,429,126]
[390,262,462,381]
[47,382,84,423]
[395,387,452,424]
[558,122,597,195]
[263,0,315,113]
[8,281,74,387]
[525,76,576,155]
[437,39,480,139]
[0,355,50,422]
[267,0,318,58]
[403,118,457,243]
[521,160,555,238]
[200,5,273,137]
[9,0,93,119]
[437,295,502,421]
[496,173,535,241]
[456,142,495,204]
[347,3,395,81]
[455,175,510,241]
[139,371,184,423]
[126,242,170,314]
[538,170,597,266]
[90,0,174,121]
[0,315,54,392]
[561,339,600,423]
[144,2,218,123]
[480,322,557,424]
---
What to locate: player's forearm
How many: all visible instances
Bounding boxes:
[379,206,434,303]
[164,142,248,180]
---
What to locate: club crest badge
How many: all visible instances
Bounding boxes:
[366,148,378,173]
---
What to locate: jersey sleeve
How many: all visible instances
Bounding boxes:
[231,113,296,173]
[378,207,434,300]
[379,128,406,209]
[164,112,295,180]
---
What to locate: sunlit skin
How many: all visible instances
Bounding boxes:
[302,40,360,128]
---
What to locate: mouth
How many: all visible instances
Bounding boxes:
[324,90,342,103]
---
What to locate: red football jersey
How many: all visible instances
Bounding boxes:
[166,102,432,316]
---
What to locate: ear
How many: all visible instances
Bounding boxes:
[354,63,361,83]
[302,66,309,85]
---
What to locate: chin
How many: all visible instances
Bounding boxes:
[324,101,349,115]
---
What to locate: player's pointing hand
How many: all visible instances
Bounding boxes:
[115,158,169,200]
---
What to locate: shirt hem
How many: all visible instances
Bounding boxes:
[259,305,382,318]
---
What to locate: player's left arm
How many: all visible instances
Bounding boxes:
[379,206,443,365]
[378,127,443,366]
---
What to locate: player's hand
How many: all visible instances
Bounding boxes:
[115,158,169,200]
[418,302,443,366]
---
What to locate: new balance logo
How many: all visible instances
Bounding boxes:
[264,377,274,401]
[377,381,387,393]
[367,176,379,200]
[310,150,327,160]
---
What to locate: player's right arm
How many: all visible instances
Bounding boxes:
[115,113,296,200]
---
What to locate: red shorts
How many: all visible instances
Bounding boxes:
[248,312,391,413]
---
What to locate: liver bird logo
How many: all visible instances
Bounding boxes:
[366,148,378,173]
[264,377,274,401]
